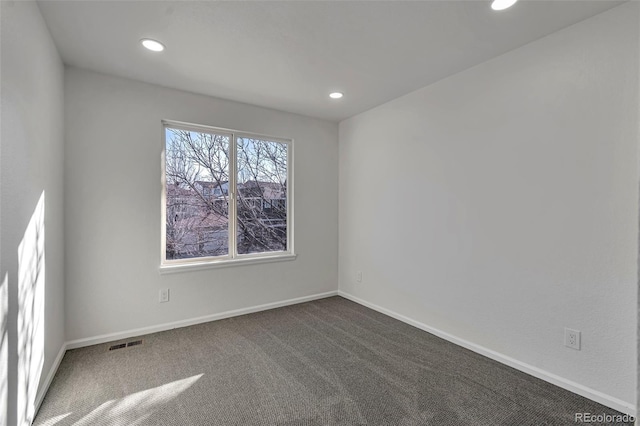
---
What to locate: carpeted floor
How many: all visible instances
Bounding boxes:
[34,296,631,425]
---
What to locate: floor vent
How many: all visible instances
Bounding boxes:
[108,339,143,351]
[108,343,127,351]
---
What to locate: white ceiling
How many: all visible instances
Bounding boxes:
[38,0,623,122]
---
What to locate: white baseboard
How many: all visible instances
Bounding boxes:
[34,342,67,417]
[66,290,339,350]
[338,290,636,417]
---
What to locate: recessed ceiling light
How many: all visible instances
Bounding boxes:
[491,0,518,11]
[329,92,343,99]
[141,38,165,52]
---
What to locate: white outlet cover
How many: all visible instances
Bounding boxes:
[564,328,581,350]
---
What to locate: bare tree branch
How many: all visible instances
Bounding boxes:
[165,129,287,259]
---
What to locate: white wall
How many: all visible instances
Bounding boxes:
[64,68,338,342]
[339,3,638,411]
[1,1,66,424]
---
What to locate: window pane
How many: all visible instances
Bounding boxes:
[165,128,230,260]
[236,138,287,255]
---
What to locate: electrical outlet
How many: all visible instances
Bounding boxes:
[564,328,580,350]
[159,288,170,303]
[356,271,362,283]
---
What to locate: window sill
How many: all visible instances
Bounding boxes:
[159,253,297,274]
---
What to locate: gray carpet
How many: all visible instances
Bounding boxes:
[34,297,631,425]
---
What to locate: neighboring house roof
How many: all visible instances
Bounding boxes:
[172,211,227,230]
[239,181,285,197]
[195,180,228,188]
[239,180,283,189]
[166,184,194,197]
[170,181,285,201]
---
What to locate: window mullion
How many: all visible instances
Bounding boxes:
[229,134,238,259]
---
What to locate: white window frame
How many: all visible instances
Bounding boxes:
[160,120,295,273]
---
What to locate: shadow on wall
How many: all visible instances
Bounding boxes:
[1,273,8,426]
[17,191,46,425]
[1,191,46,425]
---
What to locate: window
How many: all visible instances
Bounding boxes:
[161,121,293,269]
